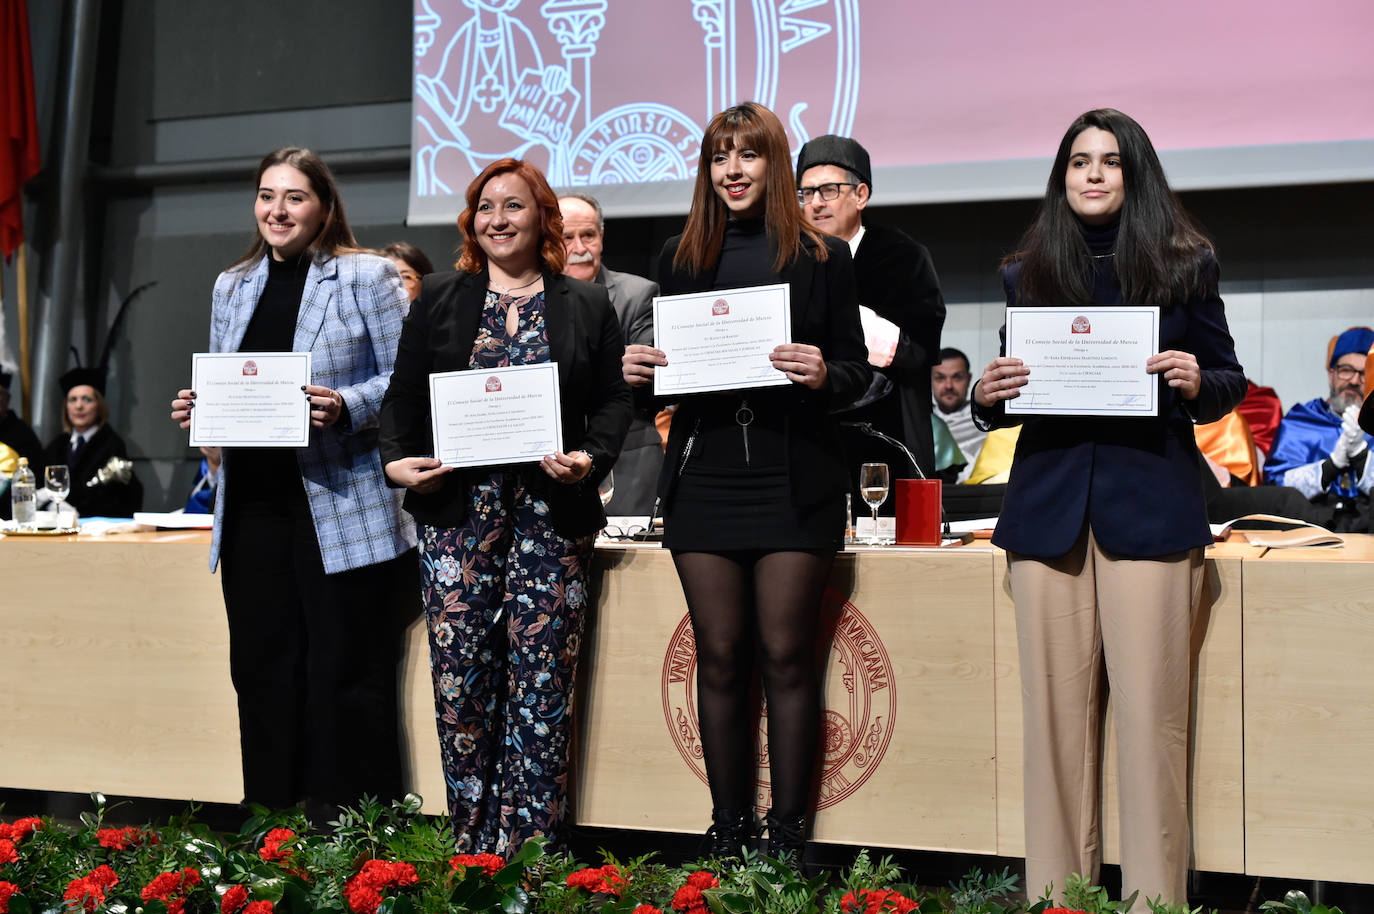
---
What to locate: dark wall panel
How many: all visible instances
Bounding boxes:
[150,0,410,120]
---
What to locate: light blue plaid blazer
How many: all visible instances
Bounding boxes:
[207,252,417,573]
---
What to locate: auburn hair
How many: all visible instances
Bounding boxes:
[455,158,567,275]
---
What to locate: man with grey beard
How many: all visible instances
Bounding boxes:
[559,193,662,515]
[1264,327,1374,522]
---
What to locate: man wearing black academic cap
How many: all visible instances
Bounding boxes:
[40,366,142,518]
[0,367,44,520]
[796,135,946,482]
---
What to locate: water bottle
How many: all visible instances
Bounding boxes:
[11,457,36,530]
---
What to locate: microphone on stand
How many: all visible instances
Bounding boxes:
[839,421,950,538]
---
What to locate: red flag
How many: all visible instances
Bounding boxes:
[1,0,41,260]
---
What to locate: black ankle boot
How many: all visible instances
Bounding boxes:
[704,808,754,859]
[765,810,807,869]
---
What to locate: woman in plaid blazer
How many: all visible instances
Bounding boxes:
[171,148,417,817]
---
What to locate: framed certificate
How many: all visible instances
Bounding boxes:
[1004,306,1161,417]
[652,283,792,396]
[429,362,563,468]
[189,352,311,447]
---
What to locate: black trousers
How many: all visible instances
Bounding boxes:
[220,482,416,811]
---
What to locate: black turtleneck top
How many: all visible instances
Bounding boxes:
[1082,217,1122,305]
[684,218,788,470]
[232,252,312,502]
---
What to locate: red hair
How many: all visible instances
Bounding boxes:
[455,158,567,275]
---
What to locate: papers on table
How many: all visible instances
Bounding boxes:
[189,352,311,447]
[653,283,792,396]
[1004,306,1160,417]
[430,362,563,468]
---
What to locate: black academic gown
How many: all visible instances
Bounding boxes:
[42,424,143,518]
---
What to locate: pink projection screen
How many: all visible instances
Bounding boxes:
[407,0,1374,223]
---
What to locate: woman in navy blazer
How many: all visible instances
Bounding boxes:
[622,103,870,865]
[974,110,1245,907]
[170,147,417,816]
[379,158,630,855]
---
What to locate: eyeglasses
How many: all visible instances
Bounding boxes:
[797,182,856,204]
[1333,365,1366,381]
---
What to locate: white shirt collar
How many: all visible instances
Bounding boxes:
[846,224,866,258]
[70,426,99,448]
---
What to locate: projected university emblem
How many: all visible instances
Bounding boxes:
[412,0,861,196]
[660,587,895,813]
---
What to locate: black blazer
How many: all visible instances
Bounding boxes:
[853,223,946,476]
[378,269,632,539]
[654,231,871,509]
[42,424,143,518]
[975,253,1246,558]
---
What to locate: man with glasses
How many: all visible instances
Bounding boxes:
[1264,327,1374,522]
[795,135,945,484]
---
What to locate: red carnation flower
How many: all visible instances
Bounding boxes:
[841,888,919,914]
[449,853,504,877]
[258,828,296,863]
[343,859,420,914]
[0,819,40,843]
[0,882,18,914]
[142,867,200,902]
[64,866,120,912]
[565,864,625,897]
[686,871,719,890]
[0,841,16,867]
[222,884,249,914]
[671,884,707,913]
[243,902,274,914]
[97,826,154,852]
[633,906,664,914]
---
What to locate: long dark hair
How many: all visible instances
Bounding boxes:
[1005,109,1214,305]
[675,102,829,275]
[455,158,566,275]
[230,147,362,269]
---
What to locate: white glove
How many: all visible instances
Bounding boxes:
[1332,428,1352,468]
[1342,404,1367,460]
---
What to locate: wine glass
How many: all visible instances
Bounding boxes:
[45,464,71,529]
[597,469,615,508]
[858,462,890,546]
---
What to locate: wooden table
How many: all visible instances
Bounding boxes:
[2,530,1370,883]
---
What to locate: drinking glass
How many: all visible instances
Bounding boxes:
[45,464,71,528]
[597,469,615,508]
[858,462,890,546]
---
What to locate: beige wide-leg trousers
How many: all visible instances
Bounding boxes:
[1009,528,1203,907]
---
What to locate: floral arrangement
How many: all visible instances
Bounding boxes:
[0,794,1289,914]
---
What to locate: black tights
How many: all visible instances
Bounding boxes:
[671,549,835,819]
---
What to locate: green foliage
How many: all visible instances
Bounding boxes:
[0,802,1208,914]
[1259,890,1345,914]
[939,867,1025,914]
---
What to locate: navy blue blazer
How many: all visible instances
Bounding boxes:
[975,253,1245,558]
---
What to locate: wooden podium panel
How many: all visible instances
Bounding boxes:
[992,549,1245,875]
[573,544,1002,853]
[1243,546,1374,883]
[0,532,244,803]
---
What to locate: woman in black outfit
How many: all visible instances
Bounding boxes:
[973,109,1245,906]
[43,368,143,518]
[622,102,870,863]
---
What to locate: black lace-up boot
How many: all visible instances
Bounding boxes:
[704,808,755,860]
[765,810,807,870]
